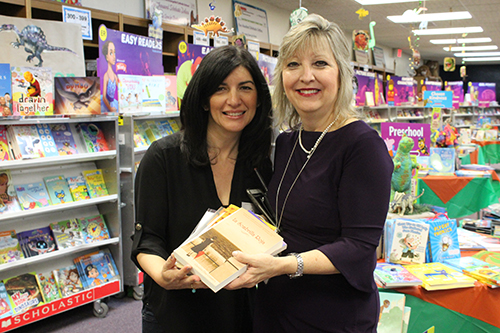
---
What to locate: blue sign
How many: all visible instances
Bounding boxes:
[423,90,453,108]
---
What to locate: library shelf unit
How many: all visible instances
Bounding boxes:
[118,111,180,300]
[0,115,122,331]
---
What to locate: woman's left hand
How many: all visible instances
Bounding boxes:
[224,251,281,289]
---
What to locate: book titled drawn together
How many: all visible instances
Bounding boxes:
[11,66,53,116]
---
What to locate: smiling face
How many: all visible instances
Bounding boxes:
[207,65,257,136]
[106,42,116,65]
[282,40,339,123]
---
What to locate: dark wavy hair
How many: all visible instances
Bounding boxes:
[180,45,273,168]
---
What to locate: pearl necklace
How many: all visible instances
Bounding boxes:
[298,112,341,158]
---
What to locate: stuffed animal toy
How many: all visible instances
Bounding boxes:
[391,135,419,194]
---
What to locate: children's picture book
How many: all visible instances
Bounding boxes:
[33,123,59,158]
[472,250,500,266]
[7,125,45,160]
[174,207,285,292]
[66,175,91,201]
[444,256,500,288]
[145,120,163,141]
[133,122,148,148]
[53,265,84,297]
[50,123,79,155]
[43,175,73,205]
[117,74,143,113]
[374,262,422,288]
[82,169,109,198]
[388,219,429,265]
[167,118,180,133]
[0,282,13,319]
[425,218,461,263]
[49,218,85,249]
[136,121,157,145]
[77,123,110,153]
[402,306,411,333]
[17,226,56,257]
[78,214,111,243]
[0,64,12,117]
[0,125,12,161]
[54,77,100,115]
[404,262,476,291]
[37,271,61,303]
[74,248,120,289]
[0,230,24,264]
[428,147,455,176]
[157,120,175,136]
[141,75,165,112]
[0,170,21,214]
[15,181,51,211]
[164,74,178,112]
[4,272,44,314]
[11,66,53,116]
[377,291,406,333]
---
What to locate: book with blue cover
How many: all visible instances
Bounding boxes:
[78,214,110,243]
[50,123,79,155]
[16,226,56,257]
[428,147,455,176]
[43,175,73,205]
[33,123,59,158]
[15,181,51,210]
[374,262,422,288]
[0,63,12,117]
[73,248,120,289]
[0,282,13,319]
[444,257,500,287]
[425,218,461,263]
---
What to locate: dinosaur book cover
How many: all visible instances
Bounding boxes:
[54,77,100,115]
[11,66,53,116]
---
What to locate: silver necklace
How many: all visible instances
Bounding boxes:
[298,113,340,158]
[275,116,340,232]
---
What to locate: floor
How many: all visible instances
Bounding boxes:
[11,289,142,333]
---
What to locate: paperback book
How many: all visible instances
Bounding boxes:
[0,63,12,117]
[472,250,500,266]
[7,125,45,160]
[374,262,422,288]
[387,219,429,265]
[11,66,53,116]
[43,175,73,205]
[164,74,178,112]
[404,262,476,291]
[49,218,85,249]
[53,265,84,297]
[425,218,461,263]
[15,181,51,211]
[73,248,120,289]
[0,282,13,319]
[17,226,57,257]
[37,271,61,303]
[4,272,44,314]
[173,207,285,292]
[0,125,12,161]
[66,175,91,201]
[117,74,143,113]
[33,123,59,158]
[54,77,100,115]
[444,256,500,287]
[0,230,24,264]
[141,75,165,112]
[78,214,111,243]
[377,291,406,333]
[82,169,109,198]
[0,170,21,214]
[77,123,110,153]
[133,122,148,148]
[428,147,455,176]
[50,123,79,155]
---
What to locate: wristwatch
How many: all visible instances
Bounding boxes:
[288,253,304,279]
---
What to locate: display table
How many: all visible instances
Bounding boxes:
[417,175,500,218]
[471,140,500,164]
[459,144,485,165]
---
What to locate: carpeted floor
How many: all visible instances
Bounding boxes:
[11,292,142,332]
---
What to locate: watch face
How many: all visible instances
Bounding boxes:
[87,222,102,237]
[290,8,308,27]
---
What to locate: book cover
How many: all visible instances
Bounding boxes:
[377,291,406,333]
[164,74,178,112]
[33,124,59,158]
[54,77,100,115]
[0,63,12,116]
[402,306,411,333]
[82,169,109,198]
[73,248,120,289]
[49,218,85,249]
[4,272,44,314]
[472,250,500,266]
[141,75,165,112]
[8,125,45,160]
[157,119,174,136]
[66,175,91,201]
[0,282,13,319]
[428,147,455,176]
[136,121,157,145]
[15,181,51,211]
[145,120,163,141]
[78,214,111,243]
[0,170,21,214]
[37,271,61,303]
[457,227,487,251]
[426,218,461,263]
[0,230,24,264]
[404,262,476,291]
[444,257,500,287]
[53,265,84,297]
[16,226,56,257]
[43,175,73,205]
[388,219,429,265]
[133,122,148,148]
[11,66,53,116]
[0,125,12,161]
[50,123,79,155]
[77,123,110,153]
[174,208,285,292]
[374,262,422,288]
[167,118,180,133]
[117,74,143,113]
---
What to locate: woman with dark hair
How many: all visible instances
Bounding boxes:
[131,45,273,333]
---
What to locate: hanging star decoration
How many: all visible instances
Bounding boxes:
[356,8,369,20]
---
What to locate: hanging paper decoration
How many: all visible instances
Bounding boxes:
[290,7,308,27]
[444,57,456,72]
[192,16,232,38]
[356,8,369,20]
[353,30,369,51]
[209,1,216,10]
[368,21,376,49]
[460,66,466,78]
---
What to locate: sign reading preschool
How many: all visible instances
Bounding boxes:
[381,122,431,157]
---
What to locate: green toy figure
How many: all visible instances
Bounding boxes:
[391,135,419,194]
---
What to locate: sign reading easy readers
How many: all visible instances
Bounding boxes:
[424,90,453,108]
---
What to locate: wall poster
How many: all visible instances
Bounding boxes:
[233,0,269,43]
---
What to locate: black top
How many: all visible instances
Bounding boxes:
[131,132,272,333]
[254,121,393,332]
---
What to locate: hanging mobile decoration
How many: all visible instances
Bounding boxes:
[209,1,216,11]
[356,8,369,20]
[368,21,376,49]
[192,15,232,38]
[444,57,456,72]
[290,1,308,27]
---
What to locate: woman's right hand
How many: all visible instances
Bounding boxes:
[157,254,207,290]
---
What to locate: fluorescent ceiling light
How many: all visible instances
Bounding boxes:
[413,26,483,35]
[444,45,498,52]
[454,52,500,57]
[388,11,471,23]
[430,38,492,45]
[463,57,500,62]
[355,0,416,4]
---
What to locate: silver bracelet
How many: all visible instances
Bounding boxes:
[288,253,304,279]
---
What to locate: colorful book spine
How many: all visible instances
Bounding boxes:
[0,125,12,161]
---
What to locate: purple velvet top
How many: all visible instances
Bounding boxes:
[254,120,393,332]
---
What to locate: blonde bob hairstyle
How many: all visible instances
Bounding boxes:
[272,14,359,129]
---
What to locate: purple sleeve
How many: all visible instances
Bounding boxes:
[318,131,393,293]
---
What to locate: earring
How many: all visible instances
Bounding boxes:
[203,106,209,111]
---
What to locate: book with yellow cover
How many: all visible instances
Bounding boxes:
[82,169,109,198]
[404,262,476,291]
[173,207,285,292]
